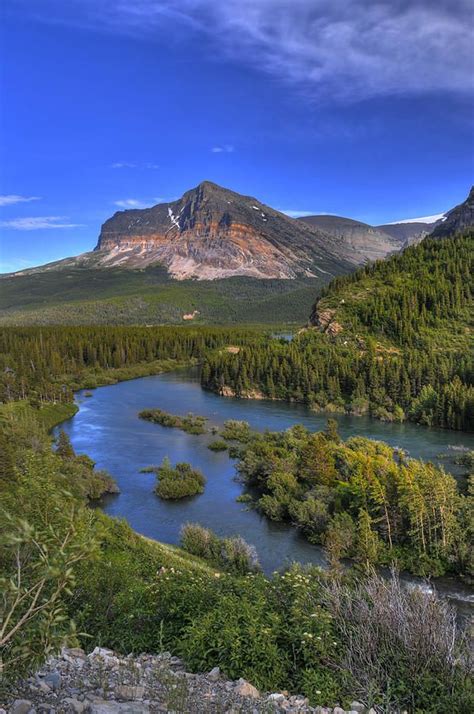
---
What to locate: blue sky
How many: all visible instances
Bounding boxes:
[1,0,473,272]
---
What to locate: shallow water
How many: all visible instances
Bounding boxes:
[55,367,474,614]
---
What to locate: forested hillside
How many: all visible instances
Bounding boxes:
[202,233,474,431]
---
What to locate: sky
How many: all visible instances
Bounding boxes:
[1,0,473,272]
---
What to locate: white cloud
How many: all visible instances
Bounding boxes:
[0,194,41,206]
[113,198,153,209]
[111,161,159,169]
[281,210,321,218]
[27,1,474,101]
[211,144,234,153]
[0,216,84,230]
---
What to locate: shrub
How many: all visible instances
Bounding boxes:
[179,576,287,689]
[207,439,228,452]
[220,419,252,442]
[321,569,473,712]
[180,523,260,574]
[155,459,206,499]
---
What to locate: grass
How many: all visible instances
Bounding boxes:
[0,400,78,431]
[0,266,327,325]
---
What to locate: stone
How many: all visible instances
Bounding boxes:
[43,671,61,691]
[267,693,285,703]
[207,666,221,681]
[115,685,145,701]
[10,701,33,714]
[368,710,377,714]
[333,708,346,714]
[63,647,86,659]
[63,699,87,713]
[350,703,365,713]
[234,678,260,699]
[88,703,149,714]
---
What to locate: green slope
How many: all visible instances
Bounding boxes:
[0,266,330,325]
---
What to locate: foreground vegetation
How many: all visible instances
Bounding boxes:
[202,233,474,431]
[1,405,472,711]
[1,380,473,710]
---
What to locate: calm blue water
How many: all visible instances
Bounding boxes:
[55,367,474,610]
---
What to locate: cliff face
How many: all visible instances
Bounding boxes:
[94,182,354,280]
[430,186,474,238]
[298,215,402,262]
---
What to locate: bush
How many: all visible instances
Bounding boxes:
[155,459,206,499]
[179,576,287,689]
[220,420,252,442]
[321,569,473,712]
[207,439,228,452]
[180,523,260,574]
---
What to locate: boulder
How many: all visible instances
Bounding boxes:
[267,693,285,703]
[207,666,221,681]
[62,699,86,714]
[114,686,145,701]
[234,678,260,699]
[10,701,33,714]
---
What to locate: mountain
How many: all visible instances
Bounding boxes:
[375,221,437,245]
[430,186,474,238]
[93,181,353,280]
[298,215,401,262]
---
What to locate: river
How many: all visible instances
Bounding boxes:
[55,366,474,616]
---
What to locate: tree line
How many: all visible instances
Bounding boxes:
[0,325,259,404]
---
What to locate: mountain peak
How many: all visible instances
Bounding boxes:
[430,186,474,238]
[94,182,353,280]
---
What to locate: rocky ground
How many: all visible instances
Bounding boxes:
[2,647,375,714]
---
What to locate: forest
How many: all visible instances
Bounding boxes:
[231,419,473,577]
[202,233,474,431]
[0,325,260,404]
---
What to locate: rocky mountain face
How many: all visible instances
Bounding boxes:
[94,181,353,280]
[298,215,402,262]
[430,186,474,238]
[376,221,436,245]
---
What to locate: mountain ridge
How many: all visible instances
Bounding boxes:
[93,180,354,280]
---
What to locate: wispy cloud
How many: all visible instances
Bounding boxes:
[211,144,234,153]
[0,194,41,206]
[21,1,474,101]
[111,161,159,169]
[281,209,318,218]
[0,216,84,230]
[113,198,154,209]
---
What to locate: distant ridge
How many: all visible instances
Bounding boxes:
[298,214,401,262]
